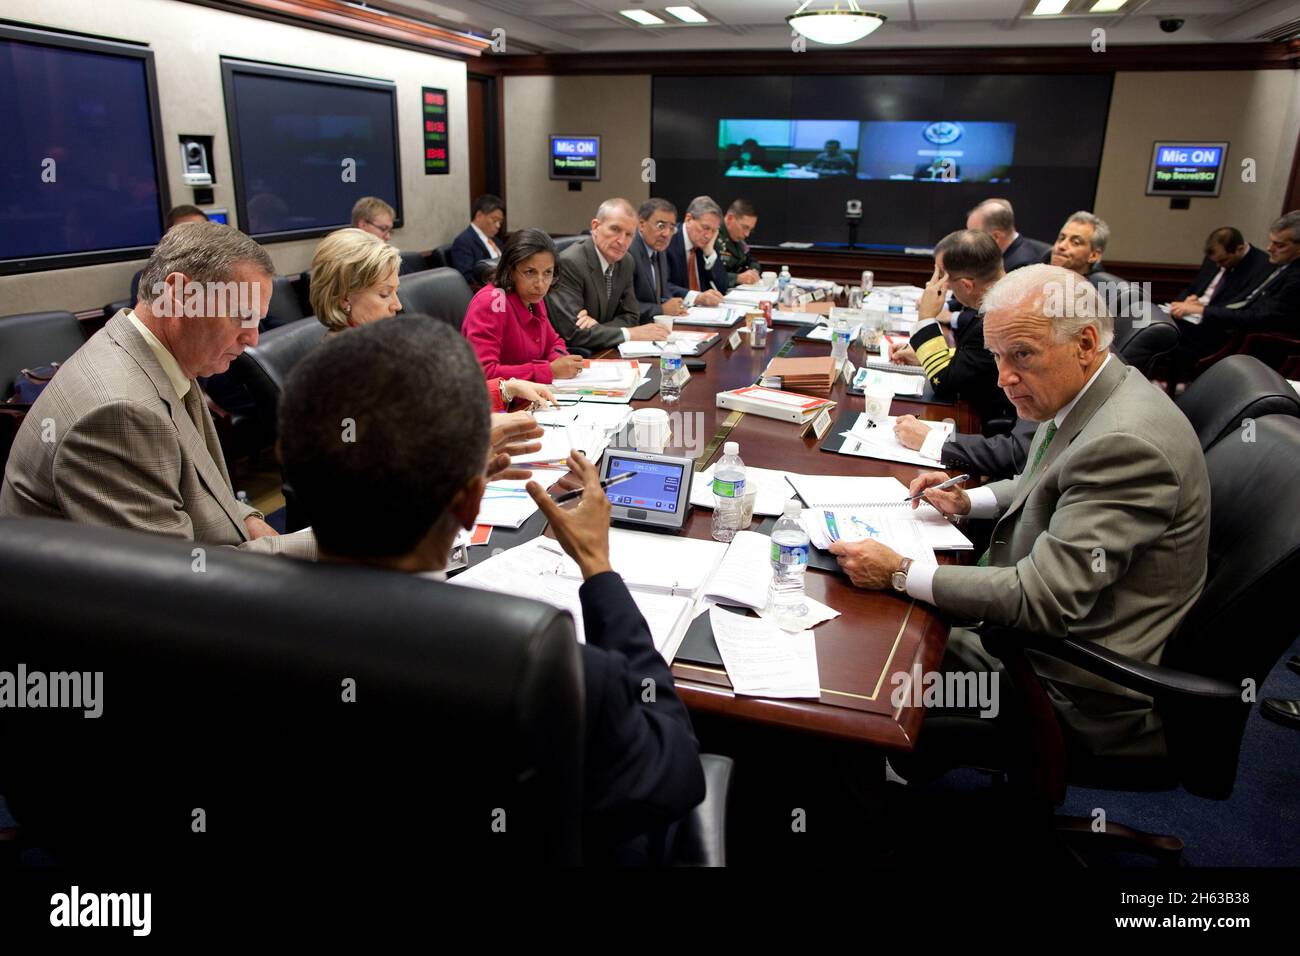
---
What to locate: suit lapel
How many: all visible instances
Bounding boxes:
[999,357,1129,523]
[106,313,249,540]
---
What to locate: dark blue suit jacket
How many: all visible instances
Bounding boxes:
[1177,245,1271,305]
[664,229,727,300]
[1002,233,1052,272]
[630,232,672,322]
[578,571,705,863]
[449,225,494,283]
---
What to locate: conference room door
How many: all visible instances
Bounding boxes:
[466,73,501,211]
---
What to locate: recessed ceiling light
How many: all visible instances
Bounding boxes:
[1031,0,1070,14]
[620,9,666,26]
[666,6,709,23]
[1090,0,1128,11]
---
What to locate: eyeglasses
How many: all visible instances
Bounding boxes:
[366,220,393,237]
[651,221,678,234]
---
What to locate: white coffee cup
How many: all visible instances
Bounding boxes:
[760,271,777,289]
[631,408,671,453]
[653,315,674,334]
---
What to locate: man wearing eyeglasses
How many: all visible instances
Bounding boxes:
[630,198,688,322]
[450,194,506,283]
[664,195,727,307]
[351,196,396,241]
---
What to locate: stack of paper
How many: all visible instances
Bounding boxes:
[709,607,821,699]
[676,306,742,327]
[474,469,566,528]
[616,329,717,359]
[511,422,608,468]
[853,366,926,397]
[764,356,838,396]
[834,413,953,468]
[716,385,835,424]
[800,510,937,566]
[551,359,640,401]
[690,464,797,516]
[723,287,779,307]
[786,473,973,551]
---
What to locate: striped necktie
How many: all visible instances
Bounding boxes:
[976,421,1058,568]
[603,264,613,303]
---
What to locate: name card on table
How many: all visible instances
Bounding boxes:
[801,407,835,441]
[727,329,742,350]
[842,360,856,385]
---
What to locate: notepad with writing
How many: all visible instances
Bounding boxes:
[786,474,973,551]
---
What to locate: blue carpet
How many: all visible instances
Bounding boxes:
[929,634,1300,866]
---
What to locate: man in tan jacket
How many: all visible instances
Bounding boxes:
[832,264,1210,759]
[1,221,314,558]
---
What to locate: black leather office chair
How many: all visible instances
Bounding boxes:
[1175,353,1300,451]
[0,516,586,867]
[552,235,585,255]
[0,310,86,400]
[399,249,430,276]
[397,267,474,331]
[263,274,308,330]
[1114,309,1178,378]
[472,257,499,286]
[972,413,1300,864]
[229,318,327,441]
[435,242,455,272]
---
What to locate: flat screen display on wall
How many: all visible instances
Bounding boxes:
[655,73,1113,251]
[221,58,402,241]
[0,24,169,274]
[550,136,601,180]
[1145,141,1228,197]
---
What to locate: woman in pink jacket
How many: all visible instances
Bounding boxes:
[462,228,584,386]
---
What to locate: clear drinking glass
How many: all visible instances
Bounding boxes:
[861,270,874,295]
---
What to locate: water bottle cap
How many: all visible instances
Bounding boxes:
[783,499,801,516]
[723,441,738,456]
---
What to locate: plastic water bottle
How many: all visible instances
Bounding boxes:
[888,290,904,325]
[710,441,746,543]
[830,312,851,366]
[768,500,810,626]
[660,341,682,404]
[778,265,791,297]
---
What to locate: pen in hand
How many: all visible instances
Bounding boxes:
[904,473,970,503]
[550,471,634,505]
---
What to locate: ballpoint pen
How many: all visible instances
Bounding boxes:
[904,473,970,502]
[550,471,634,505]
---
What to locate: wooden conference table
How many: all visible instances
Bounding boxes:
[584,298,978,753]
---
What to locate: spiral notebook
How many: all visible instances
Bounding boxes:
[785,474,973,551]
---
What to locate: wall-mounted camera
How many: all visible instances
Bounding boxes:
[180,135,213,187]
[846,199,863,221]
[1159,19,1185,33]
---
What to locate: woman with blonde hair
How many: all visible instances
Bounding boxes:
[310,228,403,334]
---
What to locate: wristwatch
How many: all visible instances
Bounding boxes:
[890,557,914,593]
[499,379,513,405]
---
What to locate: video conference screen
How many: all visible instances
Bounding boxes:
[720,119,1015,184]
[221,59,402,241]
[657,74,1113,250]
[0,26,167,273]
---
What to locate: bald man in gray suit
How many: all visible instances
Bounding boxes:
[832,265,1210,760]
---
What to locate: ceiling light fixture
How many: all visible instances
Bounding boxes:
[1031,0,1070,15]
[787,1,886,45]
[1089,0,1128,11]
[620,9,666,26]
[665,6,709,23]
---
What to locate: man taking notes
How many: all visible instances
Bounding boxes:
[717,199,762,289]
[1,221,314,557]
[831,265,1210,760]
[664,195,728,307]
[630,198,688,322]
[546,197,669,352]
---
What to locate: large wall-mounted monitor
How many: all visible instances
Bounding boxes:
[550,135,601,181]
[0,24,170,275]
[221,58,402,242]
[1146,141,1228,198]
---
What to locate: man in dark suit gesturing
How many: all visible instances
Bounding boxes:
[630,198,688,323]
[545,198,669,352]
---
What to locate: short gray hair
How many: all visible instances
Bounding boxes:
[137,221,274,303]
[685,195,722,220]
[1270,210,1300,241]
[980,263,1114,350]
[1065,211,1110,254]
[594,197,636,222]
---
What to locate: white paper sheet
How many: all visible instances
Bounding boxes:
[709,606,821,699]
[690,465,798,516]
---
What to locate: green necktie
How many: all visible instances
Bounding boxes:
[976,421,1058,568]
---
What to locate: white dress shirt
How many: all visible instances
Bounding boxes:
[471,222,500,259]
[905,353,1114,603]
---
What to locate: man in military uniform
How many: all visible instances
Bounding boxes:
[716,199,762,289]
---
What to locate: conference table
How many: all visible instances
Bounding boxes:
[583,295,979,754]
